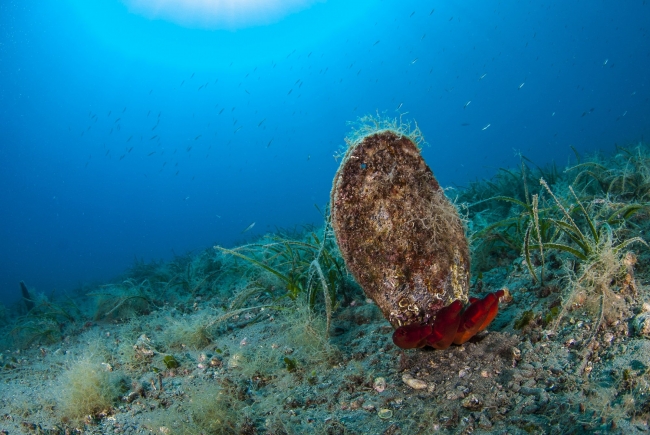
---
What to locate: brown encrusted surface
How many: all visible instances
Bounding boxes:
[331,131,470,328]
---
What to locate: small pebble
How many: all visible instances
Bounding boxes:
[402,373,428,390]
[633,312,650,337]
[461,394,482,410]
[373,377,387,393]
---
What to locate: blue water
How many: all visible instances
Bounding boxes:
[1,0,648,305]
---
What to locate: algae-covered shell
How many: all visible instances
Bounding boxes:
[331,130,469,328]
[633,312,650,337]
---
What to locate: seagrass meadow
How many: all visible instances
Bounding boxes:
[3,142,650,434]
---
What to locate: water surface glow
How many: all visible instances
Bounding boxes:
[122,0,323,29]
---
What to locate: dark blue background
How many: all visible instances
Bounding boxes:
[1,0,649,305]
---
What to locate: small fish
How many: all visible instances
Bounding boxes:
[184,196,190,201]
[463,100,471,109]
[409,11,415,17]
[194,135,202,140]
[127,135,133,142]
[603,59,608,66]
[396,102,403,111]
[267,138,273,147]
[219,108,224,115]
[234,126,243,133]
[187,146,192,152]
[482,123,491,131]
[373,40,380,46]
[107,110,111,117]
[198,85,204,90]
[148,151,156,156]
[115,118,121,123]
[258,118,266,127]
[128,147,133,153]
[241,222,255,233]
[190,72,194,78]
[479,73,487,80]
[180,80,184,86]
[461,123,470,126]
[122,107,127,113]
[287,89,293,95]
[411,58,418,64]
[518,82,525,89]
[119,154,125,161]
[150,135,158,140]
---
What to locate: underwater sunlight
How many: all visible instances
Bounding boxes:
[121,0,324,29]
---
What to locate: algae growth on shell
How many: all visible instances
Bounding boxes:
[330,130,470,328]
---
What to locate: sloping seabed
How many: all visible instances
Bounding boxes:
[3,143,650,434]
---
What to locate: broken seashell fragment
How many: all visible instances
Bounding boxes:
[378,408,393,419]
[373,377,387,393]
[402,373,428,390]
